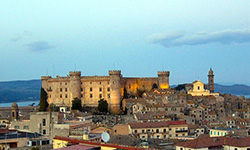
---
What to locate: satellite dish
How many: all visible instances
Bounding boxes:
[101,132,110,142]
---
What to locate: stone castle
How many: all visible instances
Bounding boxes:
[41,70,170,114]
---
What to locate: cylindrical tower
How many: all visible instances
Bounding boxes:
[109,70,121,114]
[69,71,81,105]
[157,71,170,89]
[41,76,52,92]
[208,68,214,93]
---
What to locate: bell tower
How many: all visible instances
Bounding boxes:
[208,68,214,93]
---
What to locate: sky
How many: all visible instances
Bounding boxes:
[1,0,250,85]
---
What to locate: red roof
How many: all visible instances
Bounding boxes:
[129,121,187,129]
[176,136,250,148]
[53,136,148,150]
[55,144,98,150]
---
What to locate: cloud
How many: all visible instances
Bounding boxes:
[27,41,54,51]
[11,31,33,42]
[148,29,250,48]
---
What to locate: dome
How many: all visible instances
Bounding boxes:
[11,102,18,109]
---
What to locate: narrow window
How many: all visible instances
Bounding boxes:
[42,119,46,126]
[90,94,93,98]
[99,88,102,92]
[107,87,110,92]
[90,87,92,91]
[65,94,67,98]
[60,88,62,92]
[99,94,102,98]
[65,88,67,92]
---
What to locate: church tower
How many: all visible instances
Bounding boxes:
[11,102,19,121]
[208,68,214,93]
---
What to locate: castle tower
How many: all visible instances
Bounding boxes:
[11,102,19,121]
[109,70,121,114]
[157,71,170,89]
[69,71,81,104]
[41,76,52,92]
[208,68,214,93]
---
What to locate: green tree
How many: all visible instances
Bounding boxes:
[39,87,48,111]
[123,87,128,99]
[72,97,82,111]
[97,99,108,114]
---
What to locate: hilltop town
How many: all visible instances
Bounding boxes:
[1,68,250,150]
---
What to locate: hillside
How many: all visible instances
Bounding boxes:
[0,80,41,103]
[214,83,250,95]
[0,80,250,103]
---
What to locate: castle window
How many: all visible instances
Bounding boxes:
[90,87,92,92]
[60,94,62,98]
[42,119,46,126]
[65,94,67,98]
[65,88,67,92]
[99,94,102,98]
[43,130,46,135]
[99,88,102,92]
[90,94,93,98]
[60,88,62,92]
[108,94,110,98]
[107,87,110,92]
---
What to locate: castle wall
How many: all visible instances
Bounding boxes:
[41,70,170,114]
[121,78,158,95]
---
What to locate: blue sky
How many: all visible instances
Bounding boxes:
[1,1,250,85]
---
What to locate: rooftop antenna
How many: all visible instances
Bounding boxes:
[53,64,55,77]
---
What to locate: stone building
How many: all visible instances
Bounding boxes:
[41,70,170,114]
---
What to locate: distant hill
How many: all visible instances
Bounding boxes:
[214,83,250,95]
[0,80,41,103]
[0,80,250,103]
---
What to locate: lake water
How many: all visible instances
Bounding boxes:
[0,100,40,107]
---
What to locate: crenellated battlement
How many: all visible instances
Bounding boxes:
[157,71,170,76]
[69,71,81,76]
[41,76,52,80]
[109,70,121,75]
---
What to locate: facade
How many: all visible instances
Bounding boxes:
[10,112,64,137]
[128,121,188,140]
[41,70,170,114]
[188,80,219,96]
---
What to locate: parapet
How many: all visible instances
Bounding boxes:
[69,71,81,76]
[41,76,52,80]
[157,71,170,76]
[109,70,121,75]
